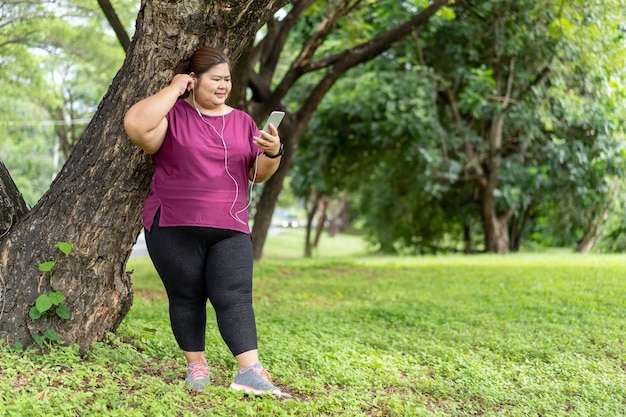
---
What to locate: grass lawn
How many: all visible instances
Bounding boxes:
[1,229,625,416]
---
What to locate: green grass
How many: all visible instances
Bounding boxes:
[262,228,370,259]
[1,229,625,416]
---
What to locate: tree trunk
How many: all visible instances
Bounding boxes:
[313,196,328,248]
[0,160,28,237]
[576,227,598,254]
[509,203,532,252]
[576,196,614,254]
[480,116,512,253]
[0,0,283,352]
[328,195,349,237]
[482,208,511,253]
[578,182,621,254]
[463,223,473,253]
[303,195,316,259]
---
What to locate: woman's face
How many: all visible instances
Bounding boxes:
[195,63,232,108]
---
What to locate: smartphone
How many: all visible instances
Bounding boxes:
[262,111,285,132]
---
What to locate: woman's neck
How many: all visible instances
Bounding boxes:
[185,96,231,116]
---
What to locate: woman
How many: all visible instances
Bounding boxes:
[124,46,286,397]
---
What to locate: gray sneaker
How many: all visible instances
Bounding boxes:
[230,363,281,397]
[185,361,210,391]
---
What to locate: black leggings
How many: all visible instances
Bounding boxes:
[144,211,257,356]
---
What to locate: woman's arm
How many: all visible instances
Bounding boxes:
[124,74,193,154]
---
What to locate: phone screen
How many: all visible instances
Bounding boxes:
[262,111,285,132]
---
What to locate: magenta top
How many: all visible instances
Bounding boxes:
[143,99,262,234]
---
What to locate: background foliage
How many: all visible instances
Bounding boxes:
[1,0,625,253]
[292,0,626,254]
[0,0,133,205]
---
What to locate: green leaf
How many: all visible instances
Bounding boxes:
[29,306,42,320]
[140,326,157,339]
[55,242,73,256]
[39,261,55,272]
[141,326,157,334]
[48,292,65,305]
[35,294,53,313]
[438,6,456,21]
[34,335,45,348]
[44,329,59,341]
[55,305,70,320]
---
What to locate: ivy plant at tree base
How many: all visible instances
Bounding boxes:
[26,242,73,348]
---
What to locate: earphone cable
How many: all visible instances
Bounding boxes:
[191,90,258,225]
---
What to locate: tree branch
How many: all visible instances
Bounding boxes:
[502,64,551,116]
[280,0,457,122]
[269,0,357,106]
[248,0,317,104]
[502,57,515,109]
[97,0,130,52]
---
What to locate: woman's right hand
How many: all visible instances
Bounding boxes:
[171,73,194,96]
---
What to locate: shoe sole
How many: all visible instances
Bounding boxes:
[230,382,280,397]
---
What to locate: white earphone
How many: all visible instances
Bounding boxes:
[191,89,258,226]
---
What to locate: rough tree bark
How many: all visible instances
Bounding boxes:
[0,0,285,352]
[0,160,28,237]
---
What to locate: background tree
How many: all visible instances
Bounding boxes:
[419,0,626,253]
[293,61,464,254]
[522,0,626,253]
[0,0,131,205]
[1,1,58,206]
[238,0,457,259]
[292,0,626,254]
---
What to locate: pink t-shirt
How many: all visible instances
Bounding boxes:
[143,99,262,234]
